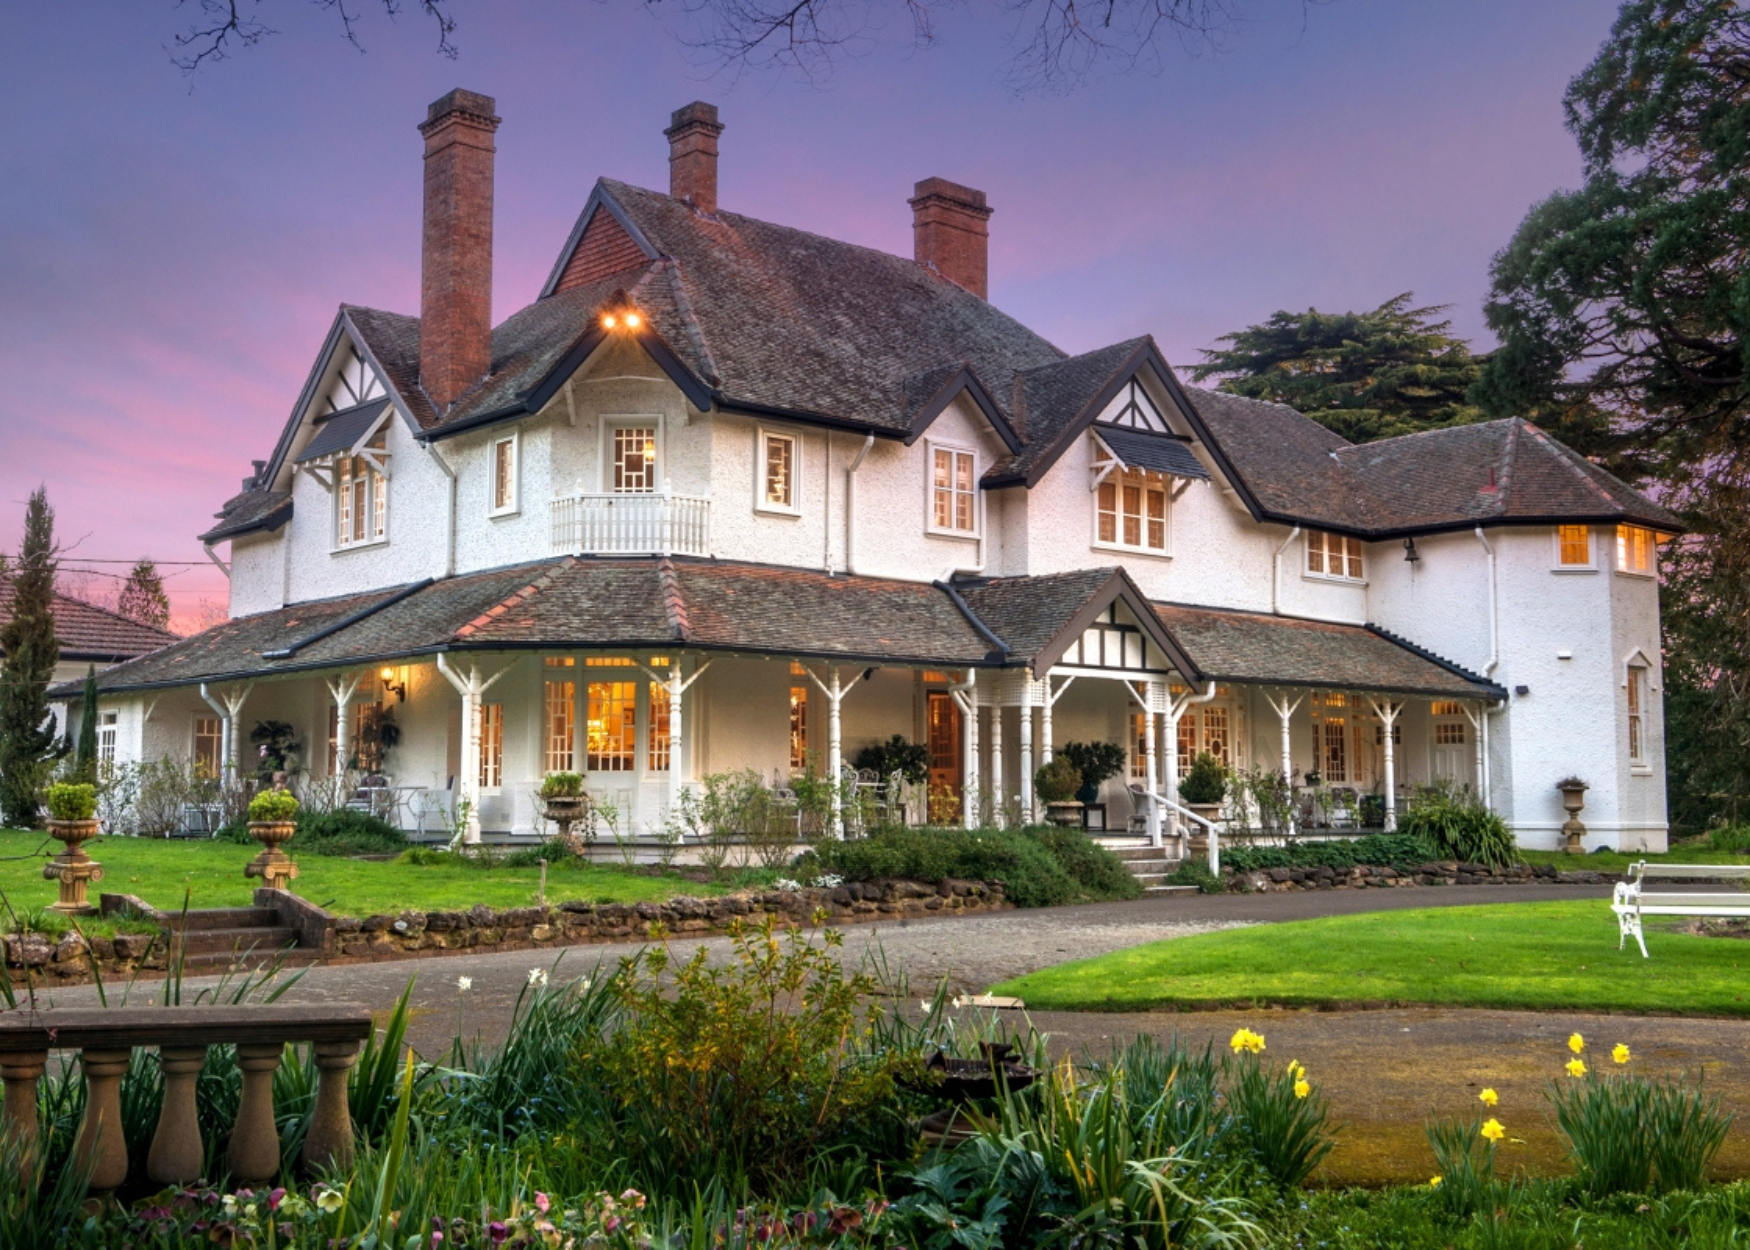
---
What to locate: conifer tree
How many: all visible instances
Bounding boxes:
[116,557,171,630]
[73,666,99,784]
[0,488,61,826]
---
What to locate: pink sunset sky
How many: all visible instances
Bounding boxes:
[1,1,1620,632]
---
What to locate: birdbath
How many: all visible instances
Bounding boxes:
[1557,778,1589,854]
[44,818,102,915]
[902,1041,1038,1147]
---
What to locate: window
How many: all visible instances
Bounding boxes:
[587,681,637,770]
[97,711,117,767]
[759,430,799,514]
[790,686,809,770]
[1430,700,1463,716]
[585,656,634,667]
[479,703,503,789]
[1130,712,1151,781]
[1096,470,1169,554]
[930,445,977,535]
[1177,716,1197,775]
[648,682,672,771]
[1203,707,1230,766]
[194,717,223,778]
[1306,531,1364,581]
[335,436,388,548]
[1617,525,1656,576]
[1322,718,1348,782]
[1434,722,1466,746]
[490,435,519,515]
[545,678,576,773]
[1556,524,1592,567]
[1627,666,1646,762]
[611,425,659,493]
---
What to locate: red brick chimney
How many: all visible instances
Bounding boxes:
[909,178,993,300]
[665,102,725,214]
[418,89,500,409]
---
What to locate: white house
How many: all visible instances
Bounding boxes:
[2,584,177,743]
[64,91,1679,852]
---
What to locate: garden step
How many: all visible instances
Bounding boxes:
[163,907,281,932]
[1143,884,1199,895]
[171,926,299,957]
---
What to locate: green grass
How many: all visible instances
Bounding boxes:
[1521,845,1750,873]
[993,901,1750,1016]
[0,828,721,919]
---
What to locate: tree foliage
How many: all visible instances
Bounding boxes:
[72,667,99,785]
[115,557,171,631]
[1189,293,1486,443]
[0,488,62,826]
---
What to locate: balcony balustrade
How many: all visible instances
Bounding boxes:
[0,1004,371,1194]
[550,490,710,558]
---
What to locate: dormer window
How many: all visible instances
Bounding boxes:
[1095,471,1169,554]
[336,432,388,548]
[1306,530,1363,582]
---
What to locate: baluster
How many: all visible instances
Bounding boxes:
[73,1049,131,1195]
[227,1043,283,1183]
[147,1046,208,1185]
[301,1040,363,1173]
[1,1050,48,1178]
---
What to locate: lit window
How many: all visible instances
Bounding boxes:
[1096,470,1169,554]
[930,445,977,535]
[193,717,223,778]
[1627,666,1646,762]
[1557,524,1591,567]
[1322,718,1348,782]
[790,686,809,771]
[648,682,671,771]
[479,703,503,789]
[335,435,387,547]
[1430,700,1463,716]
[1434,722,1465,746]
[1307,531,1364,581]
[587,681,636,771]
[1130,712,1151,780]
[545,679,576,773]
[546,656,576,667]
[491,435,518,515]
[1203,707,1230,766]
[1617,525,1656,576]
[1177,716,1197,774]
[759,430,798,513]
[585,656,634,667]
[612,425,659,493]
[97,711,117,767]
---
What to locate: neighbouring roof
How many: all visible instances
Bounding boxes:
[0,583,179,664]
[1151,602,1503,700]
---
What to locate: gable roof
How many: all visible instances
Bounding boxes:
[955,567,1199,677]
[0,583,178,664]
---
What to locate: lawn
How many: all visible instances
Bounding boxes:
[993,900,1750,1016]
[1521,845,1750,873]
[0,828,723,919]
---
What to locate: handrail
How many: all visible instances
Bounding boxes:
[1146,792,1221,875]
[0,1004,371,1195]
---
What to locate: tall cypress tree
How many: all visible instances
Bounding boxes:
[0,488,61,826]
[74,666,99,784]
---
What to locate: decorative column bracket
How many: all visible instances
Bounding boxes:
[435,655,514,846]
[1367,696,1404,831]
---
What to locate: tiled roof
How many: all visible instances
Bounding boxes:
[199,488,292,544]
[294,398,392,463]
[956,568,1118,661]
[1152,602,1502,699]
[0,583,178,663]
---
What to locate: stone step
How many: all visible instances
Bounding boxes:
[1143,884,1200,895]
[163,907,282,932]
[171,927,299,957]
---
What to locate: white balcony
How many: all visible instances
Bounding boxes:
[550,491,711,558]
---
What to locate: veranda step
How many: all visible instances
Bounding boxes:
[163,907,281,932]
[171,927,299,957]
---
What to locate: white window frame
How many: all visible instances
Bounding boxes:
[1626,664,1647,765]
[926,439,980,539]
[1093,467,1172,558]
[1552,524,1596,571]
[1616,524,1657,578]
[193,716,223,778]
[332,446,388,553]
[489,432,520,517]
[1304,530,1366,584]
[755,427,802,517]
[601,416,665,495]
[479,702,504,791]
[97,710,118,768]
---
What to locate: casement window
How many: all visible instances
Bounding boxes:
[1321,718,1348,783]
[1306,530,1364,581]
[1130,712,1151,781]
[97,711,117,767]
[1096,470,1169,555]
[648,682,672,771]
[790,685,809,770]
[490,434,519,516]
[610,423,660,493]
[1203,707,1230,767]
[479,703,504,789]
[929,444,978,536]
[587,680,637,771]
[758,429,800,515]
[544,676,576,773]
[1555,524,1593,568]
[193,716,223,778]
[1617,524,1656,576]
[1627,666,1646,762]
[1177,716,1197,775]
[335,435,388,548]
[1433,721,1466,746]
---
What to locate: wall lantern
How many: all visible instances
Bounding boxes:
[380,666,408,704]
[1403,537,1420,563]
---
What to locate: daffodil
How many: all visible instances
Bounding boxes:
[1566,1057,1587,1079]
[1294,1077,1310,1099]
[1478,1088,1498,1107]
[1480,1118,1505,1143]
[1612,1043,1631,1065]
[1228,1027,1265,1055]
[528,968,550,988]
[1429,1176,1442,1188]
[1568,1032,1585,1055]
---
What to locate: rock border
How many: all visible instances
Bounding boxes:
[1224,860,1620,892]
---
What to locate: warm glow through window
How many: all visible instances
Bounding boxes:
[931,446,977,534]
[1617,525,1656,575]
[545,679,576,773]
[761,430,797,511]
[1307,531,1364,581]
[479,703,503,789]
[612,426,659,493]
[1557,524,1590,566]
[587,681,636,770]
[648,681,671,771]
[790,686,809,770]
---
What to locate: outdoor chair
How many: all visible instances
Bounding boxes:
[1327,788,1360,830]
[413,778,456,839]
[1126,783,1152,835]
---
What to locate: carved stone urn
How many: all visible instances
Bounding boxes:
[44,818,102,915]
[1557,778,1589,854]
[244,821,299,891]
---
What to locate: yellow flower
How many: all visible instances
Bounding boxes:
[1566,1057,1587,1079]
[1568,1032,1585,1055]
[1294,1078,1311,1099]
[1478,1088,1498,1107]
[1612,1044,1631,1065]
[1429,1176,1443,1188]
[1228,1027,1266,1055]
[1480,1118,1505,1143]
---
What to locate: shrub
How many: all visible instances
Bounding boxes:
[539,771,585,798]
[42,782,96,822]
[1549,1062,1733,1197]
[1221,832,1434,873]
[1179,751,1228,805]
[852,735,930,785]
[1034,756,1082,803]
[1399,786,1517,866]
[1706,823,1750,853]
[219,807,405,856]
[1165,858,1226,893]
[246,789,300,823]
[799,825,1141,907]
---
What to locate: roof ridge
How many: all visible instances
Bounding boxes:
[1492,418,1521,515]
[452,559,576,640]
[657,557,691,641]
[654,259,720,388]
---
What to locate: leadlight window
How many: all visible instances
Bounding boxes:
[1434,722,1466,746]
[1321,718,1348,782]
[545,678,576,773]
[1130,712,1151,781]
[587,681,637,771]
[479,703,503,789]
[1177,717,1196,774]
[790,686,809,770]
[648,682,672,771]
[760,430,798,513]
[1307,530,1364,581]
[1096,470,1168,553]
[194,717,223,778]
[1617,525,1656,576]
[491,435,518,515]
[1557,524,1591,566]
[930,446,977,535]
[1627,666,1646,762]
[612,426,659,493]
[1430,700,1463,716]
[1203,707,1230,766]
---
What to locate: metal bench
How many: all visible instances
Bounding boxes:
[1612,862,1750,957]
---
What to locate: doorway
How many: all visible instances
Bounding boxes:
[926,691,963,814]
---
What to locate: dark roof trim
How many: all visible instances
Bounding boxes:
[255,311,352,502]
[294,397,393,463]
[1364,623,1507,698]
[713,396,910,440]
[932,580,1010,662]
[537,183,663,300]
[260,578,434,661]
[200,497,293,545]
[905,368,1024,456]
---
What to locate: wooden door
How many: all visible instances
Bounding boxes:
[926,691,963,812]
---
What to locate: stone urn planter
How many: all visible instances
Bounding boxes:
[44,818,102,915]
[1557,777,1589,854]
[1044,801,1083,827]
[244,821,300,891]
[542,794,590,844]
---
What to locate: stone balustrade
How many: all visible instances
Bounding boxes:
[0,1004,372,1194]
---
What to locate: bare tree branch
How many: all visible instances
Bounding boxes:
[169,0,457,74]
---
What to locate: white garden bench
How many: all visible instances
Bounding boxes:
[1612,862,1750,957]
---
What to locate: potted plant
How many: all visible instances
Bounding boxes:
[852,735,930,786]
[1556,776,1589,853]
[1060,741,1126,807]
[1034,757,1084,826]
[43,781,101,915]
[1178,752,1228,825]
[539,772,590,846]
[244,788,301,891]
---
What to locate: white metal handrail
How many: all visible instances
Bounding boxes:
[550,492,711,558]
[1147,791,1221,875]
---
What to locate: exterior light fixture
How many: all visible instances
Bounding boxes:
[624,312,642,328]
[602,313,618,329]
[380,666,408,703]
[1403,537,1420,563]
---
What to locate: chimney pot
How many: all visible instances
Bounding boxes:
[909,177,993,300]
[419,88,501,409]
[666,102,725,214]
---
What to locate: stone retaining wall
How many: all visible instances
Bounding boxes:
[1226,860,1620,892]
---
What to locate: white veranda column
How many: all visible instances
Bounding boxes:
[951,673,978,828]
[803,663,855,837]
[1262,689,1305,833]
[1143,682,1160,847]
[1462,702,1486,803]
[437,655,510,846]
[648,657,712,822]
[1368,697,1403,831]
[989,700,1004,824]
[199,682,253,782]
[1019,671,1035,824]
[324,671,365,782]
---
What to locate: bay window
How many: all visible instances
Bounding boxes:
[1617,525,1656,576]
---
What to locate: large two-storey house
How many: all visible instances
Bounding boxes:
[71,91,1679,851]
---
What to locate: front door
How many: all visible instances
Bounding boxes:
[926,691,963,817]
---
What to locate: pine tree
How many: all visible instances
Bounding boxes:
[74,666,99,784]
[116,557,171,630]
[0,488,61,826]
